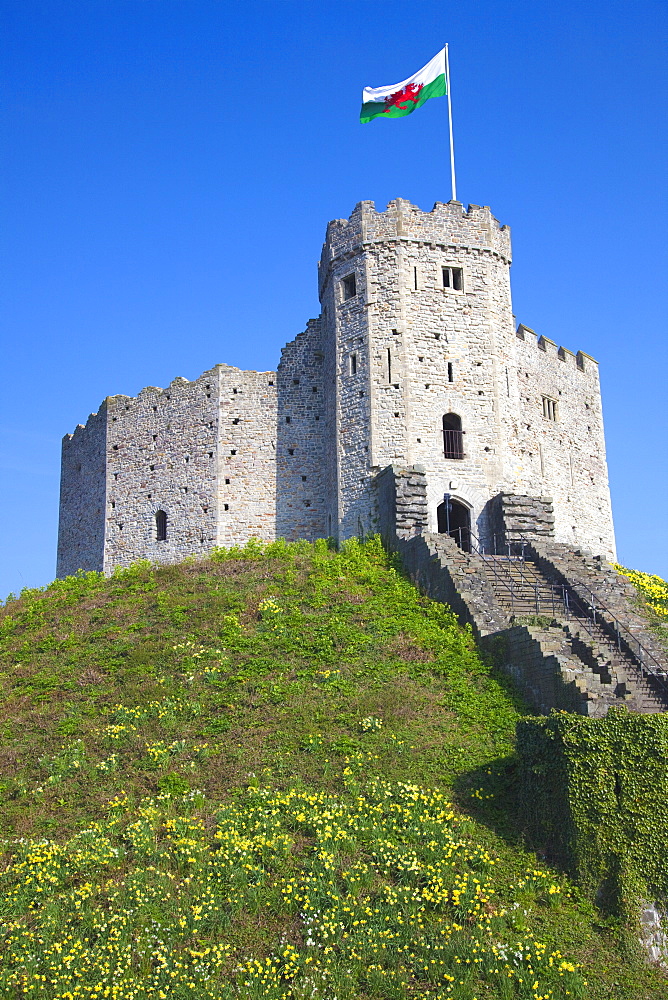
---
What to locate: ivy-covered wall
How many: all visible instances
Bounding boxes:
[517,709,668,913]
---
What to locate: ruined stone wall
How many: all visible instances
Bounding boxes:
[59,363,279,576]
[104,368,221,571]
[56,406,107,577]
[374,465,428,546]
[494,494,555,546]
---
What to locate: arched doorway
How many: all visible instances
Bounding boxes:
[437,497,471,551]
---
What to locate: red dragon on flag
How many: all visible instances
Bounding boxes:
[383,82,423,114]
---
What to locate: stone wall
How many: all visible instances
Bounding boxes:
[58,364,279,575]
[512,327,615,560]
[215,365,278,549]
[374,465,428,546]
[492,493,555,547]
[56,406,107,577]
[104,368,221,571]
[276,320,328,541]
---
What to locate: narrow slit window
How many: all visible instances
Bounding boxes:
[342,273,357,300]
[387,347,392,383]
[155,510,167,541]
[350,353,357,375]
[413,266,418,290]
[448,361,454,383]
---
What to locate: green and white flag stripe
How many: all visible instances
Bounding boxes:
[360,48,447,123]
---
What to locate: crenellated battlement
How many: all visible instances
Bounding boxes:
[515,324,598,375]
[319,198,512,288]
[64,365,278,441]
[63,405,107,445]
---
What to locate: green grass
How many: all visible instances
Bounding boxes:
[0,537,664,999]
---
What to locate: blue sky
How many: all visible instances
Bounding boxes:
[1,0,667,598]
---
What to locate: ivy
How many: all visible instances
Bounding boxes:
[517,709,668,917]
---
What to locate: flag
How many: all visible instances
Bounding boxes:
[360,49,447,124]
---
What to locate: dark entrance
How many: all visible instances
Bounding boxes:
[437,498,471,551]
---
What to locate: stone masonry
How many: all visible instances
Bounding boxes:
[57,198,616,577]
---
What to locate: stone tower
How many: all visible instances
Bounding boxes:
[317,198,615,556]
[56,199,616,578]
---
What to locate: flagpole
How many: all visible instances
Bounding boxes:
[445,43,457,202]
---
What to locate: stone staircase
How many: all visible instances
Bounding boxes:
[399,529,668,717]
[376,465,668,717]
[474,554,667,714]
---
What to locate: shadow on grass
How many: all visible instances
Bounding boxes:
[452,748,574,883]
[451,752,522,845]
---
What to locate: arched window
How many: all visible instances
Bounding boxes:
[442,413,464,459]
[155,509,167,541]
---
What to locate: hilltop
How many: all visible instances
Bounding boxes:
[0,538,665,999]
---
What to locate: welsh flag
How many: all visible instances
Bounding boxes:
[360,48,447,124]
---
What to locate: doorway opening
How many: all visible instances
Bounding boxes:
[437,497,471,551]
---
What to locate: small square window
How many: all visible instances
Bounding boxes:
[342,274,357,300]
[542,396,558,421]
[442,266,464,291]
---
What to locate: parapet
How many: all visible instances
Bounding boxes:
[319,198,512,288]
[63,364,278,439]
[62,402,108,445]
[515,323,598,374]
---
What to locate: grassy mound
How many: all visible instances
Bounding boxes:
[0,538,664,999]
[615,564,668,655]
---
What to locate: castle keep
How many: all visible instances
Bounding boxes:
[57,199,616,578]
